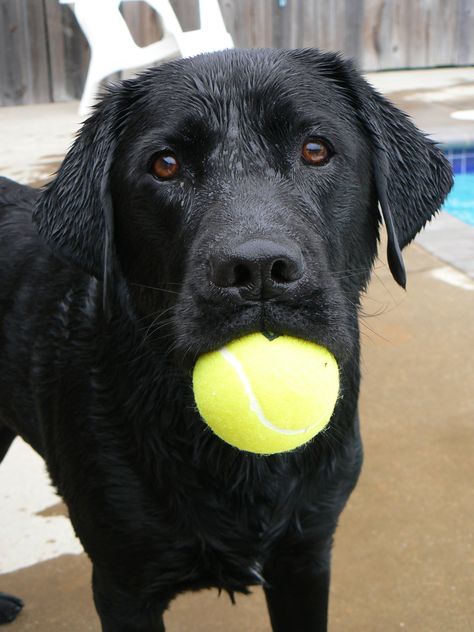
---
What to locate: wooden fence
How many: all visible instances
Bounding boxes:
[1,0,473,106]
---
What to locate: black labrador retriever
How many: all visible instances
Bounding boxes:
[0,49,452,630]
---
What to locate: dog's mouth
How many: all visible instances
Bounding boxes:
[170,297,354,374]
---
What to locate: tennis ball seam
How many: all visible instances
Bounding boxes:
[220,346,328,436]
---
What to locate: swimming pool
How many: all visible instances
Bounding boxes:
[443,146,474,226]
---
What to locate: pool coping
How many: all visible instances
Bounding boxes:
[416,211,474,280]
[415,142,474,281]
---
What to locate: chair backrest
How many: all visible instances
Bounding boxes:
[198,0,228,33]
[59,0,232,69]
[63,0,138,52]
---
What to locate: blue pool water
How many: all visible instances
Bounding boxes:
[443,146,474,226]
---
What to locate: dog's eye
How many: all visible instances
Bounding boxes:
[152,152,180,180]
[301,138,331,166]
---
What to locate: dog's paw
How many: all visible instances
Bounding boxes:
[0,593,24,624]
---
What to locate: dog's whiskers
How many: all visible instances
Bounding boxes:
[131,282,180,295]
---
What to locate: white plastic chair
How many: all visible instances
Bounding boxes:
[166,0,234,57]
[60,0,234,115]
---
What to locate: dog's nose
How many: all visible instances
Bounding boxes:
[208,238,305,300]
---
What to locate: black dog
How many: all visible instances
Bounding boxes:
[0,49,452,630]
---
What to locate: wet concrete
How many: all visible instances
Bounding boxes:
[1,67,474,630]
[365,66,474,145]
[0,102,81,186]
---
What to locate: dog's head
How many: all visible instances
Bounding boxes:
[34,49,452,370]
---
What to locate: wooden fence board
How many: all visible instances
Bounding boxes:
[361,0,409,70]
[170,0,200,32]
[457,0,474,64]
[302,0,313,49]
[25,0,51,102]
[1,0,474,106]
[272,0,287,48]
[121,1,163,46]
[428,0,458,67]
[61,2,89,99]
[250,0,273,48]
[0,0,20,105]
[44,0,69,101]
[0,0,33,105]
[407,0,430,68]
[0,0,52,105]
[344,0,364,61]
[43,0,90,101]
[219,0,259,48]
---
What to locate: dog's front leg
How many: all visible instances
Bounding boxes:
[263,540,331,632]
[92,567,167,632]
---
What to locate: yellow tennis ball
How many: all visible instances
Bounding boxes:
[192,333,339,455]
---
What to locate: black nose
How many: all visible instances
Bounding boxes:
[208,238,305,300]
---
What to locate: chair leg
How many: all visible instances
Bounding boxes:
[79,60,103,116]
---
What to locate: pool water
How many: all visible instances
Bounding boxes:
[443,147,474,226]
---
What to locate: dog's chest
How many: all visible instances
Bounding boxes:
[146,465,297,594]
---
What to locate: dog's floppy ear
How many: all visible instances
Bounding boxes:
[335,57,453,288]
[33,88,124,315]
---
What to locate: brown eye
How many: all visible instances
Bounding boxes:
[301,138,331,166]
[152,152,180,180]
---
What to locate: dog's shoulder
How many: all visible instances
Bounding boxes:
[0,177,39,213]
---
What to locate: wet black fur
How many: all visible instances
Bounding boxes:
[0,49,452,630]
